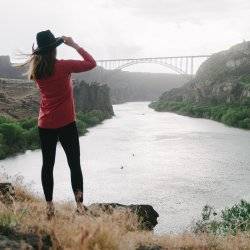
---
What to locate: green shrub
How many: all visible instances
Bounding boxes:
[23,126,40,150]
[0,109,111,159]
[210,106,227,121]
[0,133,9,159]
[193,200,250,235]
[76,120,87,135]
[77,110,105,126]
[19,118,37,130]
[0,212,19,235]
[239,118,250,129]
[88,110,107,121]
[0,116,14,124]
[221,108,248,126]
[0,123,26,156]
[150,100,250,130]
[240,74,250,85]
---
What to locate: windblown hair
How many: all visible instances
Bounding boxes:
[17,49,57,80]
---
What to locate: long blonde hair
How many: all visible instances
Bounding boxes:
[17,48,57,80]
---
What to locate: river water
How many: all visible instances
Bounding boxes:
[1,102,250,233]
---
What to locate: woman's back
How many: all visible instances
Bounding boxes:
[35,47,96,129]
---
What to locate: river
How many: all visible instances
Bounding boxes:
[1,102,250,233]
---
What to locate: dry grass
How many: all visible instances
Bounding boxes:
[0,183,249,250]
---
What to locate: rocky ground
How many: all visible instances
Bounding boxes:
[0,78,114,120]
[0,78,39,119]
[0,181,249,250]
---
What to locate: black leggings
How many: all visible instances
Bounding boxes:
[38,121,83,202]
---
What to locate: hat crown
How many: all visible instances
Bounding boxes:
[36,30,56,48]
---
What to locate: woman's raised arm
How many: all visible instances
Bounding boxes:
[61,36,96,73]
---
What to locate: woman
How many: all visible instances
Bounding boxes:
[25,30,96,219]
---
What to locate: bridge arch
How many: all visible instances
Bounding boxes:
[115,60,185,74]
[97,55,211,75]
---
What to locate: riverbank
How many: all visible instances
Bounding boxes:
[149,41,250,130]
[0,110,113,160]
[0,180,249,249]
[149,101,250,129]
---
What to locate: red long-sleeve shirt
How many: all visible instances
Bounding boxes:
[35,47,96,128]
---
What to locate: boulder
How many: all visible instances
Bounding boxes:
[0,231,52,249]
[137,245,162,250]
[0,183,159,231]
[0,235,30,250]
[88,203,159,230]
[0,182,15,206]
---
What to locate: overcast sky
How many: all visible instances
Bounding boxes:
[1,0,250,72]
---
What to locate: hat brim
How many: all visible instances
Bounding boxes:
[33,37,64,55]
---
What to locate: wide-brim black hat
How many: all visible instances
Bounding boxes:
[32,30,64,55]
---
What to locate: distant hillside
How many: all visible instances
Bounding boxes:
[153,41,250,104]
[150,41,250,129]
[74,67,190,104]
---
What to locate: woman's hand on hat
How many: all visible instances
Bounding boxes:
[62,36,80,50]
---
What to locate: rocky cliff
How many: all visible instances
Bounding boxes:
[157,41,250,104]
[0,56,25,79]
[73,80,114,116]
[0,78,114,120]
[74,67,190,104]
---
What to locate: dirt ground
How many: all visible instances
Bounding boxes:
[0,78,39,119]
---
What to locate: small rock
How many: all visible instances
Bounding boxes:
[137,245,162,250]
[0,182,15,206]
[0,235,31,250]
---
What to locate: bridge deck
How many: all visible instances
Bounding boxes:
[96,55,211,62]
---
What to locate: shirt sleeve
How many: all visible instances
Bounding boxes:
[61,47,97,74]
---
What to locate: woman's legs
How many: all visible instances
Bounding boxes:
[38,127,58,202]
[58,121,84,203]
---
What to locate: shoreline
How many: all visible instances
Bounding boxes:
[0,110,113,160]
[149,100,250,130]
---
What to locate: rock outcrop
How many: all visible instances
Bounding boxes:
[88,203,159,231]
[157,41,250,104]
[0,78,114,120]
[0,56,25,79]
[0,183,15,206]
[0,232,52,249]
[73,80,114,116]
[75,67,190,104]
[0,183,158,231]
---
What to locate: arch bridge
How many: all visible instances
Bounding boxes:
[96,55,210,75]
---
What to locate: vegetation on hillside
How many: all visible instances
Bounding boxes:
[0,110,111,160]
[193,200,250,236]
[0,178,249,249]
[149,42,250,129]
[149,101,250,129]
